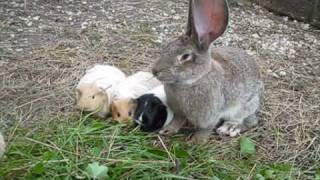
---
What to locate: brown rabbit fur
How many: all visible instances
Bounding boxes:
[152,0,264,144]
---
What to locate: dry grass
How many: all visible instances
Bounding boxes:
[0,0,319,176]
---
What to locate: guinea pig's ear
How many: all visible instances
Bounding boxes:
[111,101,117,120]
[75,89,82,100]
[186,0,229,51]
[129,98,138,107]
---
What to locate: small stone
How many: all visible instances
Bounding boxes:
[302,24,310,30]
[26,21,33,26]
[82,1,87,4]
[16,48,23,52]
[252,33,259,38]
[33,16,40,21]
[66,11,73,15]
[283,17,288,21]
[173,15,180,20]
[267,69,272,73]
[9,11,15,16]
[81,22,88,29]
[68,17,72,21]
[279,71,286,76]
[10,34,15,38]
[57,6,62,9]
[271,72,280,78]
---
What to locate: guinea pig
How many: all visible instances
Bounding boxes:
[111,71,161,123]
[111,98,137,124]
[0,132,5,158]
[113,71,161,98]
[133,85,173,132]
[75,64,126,118]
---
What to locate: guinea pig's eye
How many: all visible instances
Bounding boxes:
[117,112,120,117]
[92,95,95,99]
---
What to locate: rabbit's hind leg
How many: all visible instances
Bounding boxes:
[216,120,245,137]
[216,94,260,137]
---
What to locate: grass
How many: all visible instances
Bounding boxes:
[0,114,305,179]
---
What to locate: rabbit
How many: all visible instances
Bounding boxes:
[75,64,126,118]
[133,85,174,132]
[0,132,5,158]
[152,0,264,144]
[111,71,161,123]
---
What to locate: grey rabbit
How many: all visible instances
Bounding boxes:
[152,0,264,144]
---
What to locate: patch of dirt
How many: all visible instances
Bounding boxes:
[0,0,319,175]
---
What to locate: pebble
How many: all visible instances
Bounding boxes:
[271,72,280,78]
[302,24,310,30]
[33,16,40,21]
[81,22,88,29]
[26,21,33,27]
[279,71,287,76]
[66,11,73,16]
[252,33,259,38]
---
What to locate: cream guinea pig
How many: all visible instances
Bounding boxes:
[75,64,126,118]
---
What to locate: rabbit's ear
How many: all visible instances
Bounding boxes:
[187,0,229,51]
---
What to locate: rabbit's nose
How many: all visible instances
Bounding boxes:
[152,68,159,76]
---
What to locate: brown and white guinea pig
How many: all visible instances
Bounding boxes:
[75,64,126,118]
[0,132,6,158]
[111,71,161,124]
[111,98,137,124]
[133,85,174,132]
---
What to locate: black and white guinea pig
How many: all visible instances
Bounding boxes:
[133,85,173,132]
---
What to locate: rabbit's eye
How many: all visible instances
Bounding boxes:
[128,111,132,116]
[117,112,121,117]
[92,95,95,99]
[179,53,193,62]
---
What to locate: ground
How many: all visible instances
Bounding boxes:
[0,0,319,179]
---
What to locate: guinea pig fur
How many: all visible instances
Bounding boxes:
[0,132,6,158]
[111,98,137,124]
[133,86,173,132]
[75,64,126,118]
[76,83,110,118]
[113,71,161,99]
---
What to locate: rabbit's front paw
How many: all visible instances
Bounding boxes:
[188,130,211,145]
[217,121,242,137]
[159,125,179,135]
[159,116,186,135]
